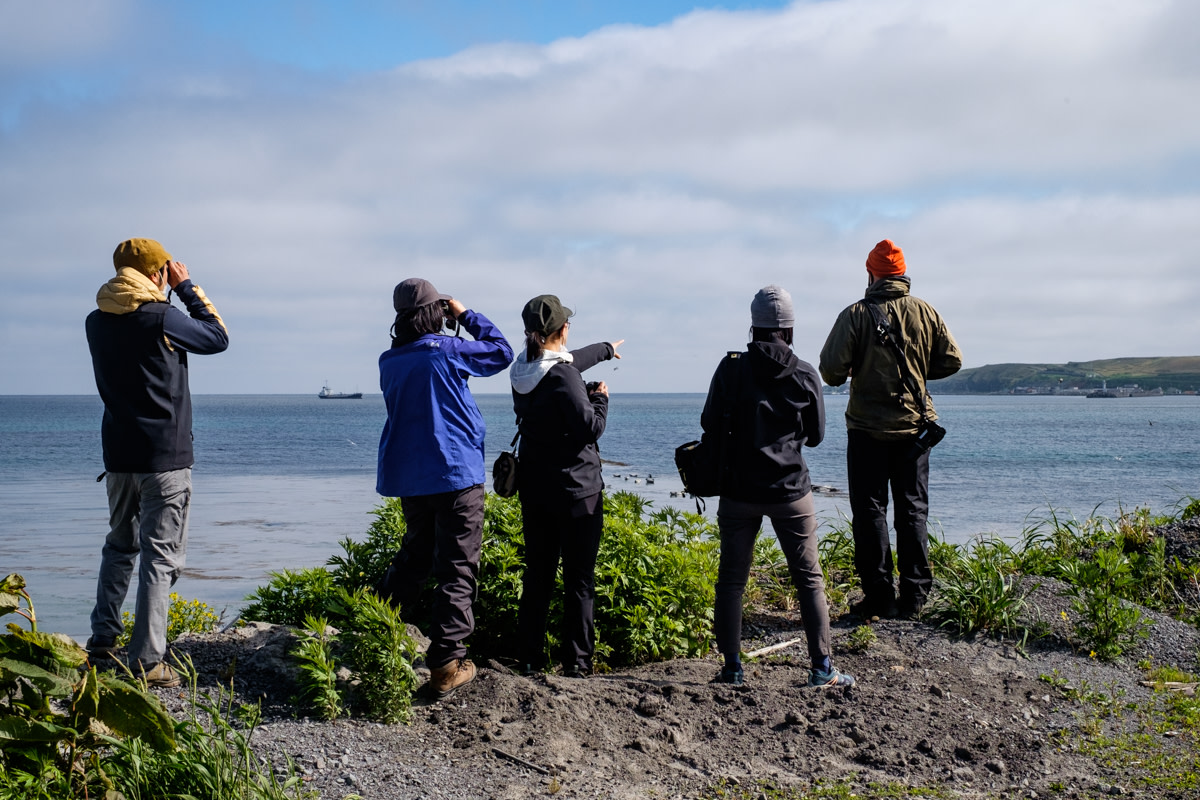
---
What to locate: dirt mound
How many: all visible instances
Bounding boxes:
[165,603,1200,799]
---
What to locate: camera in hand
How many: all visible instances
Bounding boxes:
[586,381,600,394]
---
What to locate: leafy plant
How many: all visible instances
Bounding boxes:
[99,656,314,800]
[242,566,338,626]
[118,592,222,647]
[293,616,343,721]
[926,536,1033,638]
[1058,545,1154,660]
[0,573,177,797]
[327,588,419,724]
[845,624,877,653]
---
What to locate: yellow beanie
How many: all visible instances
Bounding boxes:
[113,238,171,276]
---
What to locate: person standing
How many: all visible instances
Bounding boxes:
[375,278,513,699]
[819,240,962,619]
[510,295,622,677]
[705,285,854,688]
[85,238,229,687]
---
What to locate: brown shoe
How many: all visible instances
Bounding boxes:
[428,658,476,699]
[140,661,182,689]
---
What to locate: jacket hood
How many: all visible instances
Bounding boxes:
[96,267,166,314]
[864,275,911,302]
[747,340,800,381]
[510,347,574,394]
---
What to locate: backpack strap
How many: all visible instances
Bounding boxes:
[862,302,931,424]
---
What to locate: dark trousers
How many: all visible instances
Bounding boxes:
[375,484,484,668]
[517,494,603,671]
[847,430,932,608]
[714,493,830,668]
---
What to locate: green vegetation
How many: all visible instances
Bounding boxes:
[117,592,222,647]
[928,355,1200,393]
[1042,663,1200,796]
[0,574,313,800]
[921,498,1200,660]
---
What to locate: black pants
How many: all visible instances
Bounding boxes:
[517,493,603,671]
[714,493,830,668]
[375,484,484,669]
[847,430,932,609]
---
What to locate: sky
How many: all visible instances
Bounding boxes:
[2,0,1197,395]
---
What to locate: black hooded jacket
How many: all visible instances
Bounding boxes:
[700,340,825,504]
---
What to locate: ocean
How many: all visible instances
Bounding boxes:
[1,393,1197,642]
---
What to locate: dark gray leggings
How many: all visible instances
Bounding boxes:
[714,492,830,667]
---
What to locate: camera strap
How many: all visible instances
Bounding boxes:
[862,302,932,425]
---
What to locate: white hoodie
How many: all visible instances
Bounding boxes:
[509,347,574,394]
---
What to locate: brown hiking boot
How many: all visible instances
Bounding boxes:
[139,661,182,689]
[428,658,476,699]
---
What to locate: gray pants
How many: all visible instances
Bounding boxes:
[714,492,831,668]
[91,469,191,665]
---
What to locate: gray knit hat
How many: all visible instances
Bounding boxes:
[750,285,794,328]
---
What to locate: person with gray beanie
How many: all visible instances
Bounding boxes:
[700,285,854,688]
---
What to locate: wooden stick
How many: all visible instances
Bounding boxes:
[745,637,804,659]
[492,747,552,775]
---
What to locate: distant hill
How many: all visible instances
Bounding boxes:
[928,356,1200,394]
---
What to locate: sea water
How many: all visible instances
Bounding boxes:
[1,393,1196,641]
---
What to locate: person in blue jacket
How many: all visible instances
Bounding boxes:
[375,278,513,699]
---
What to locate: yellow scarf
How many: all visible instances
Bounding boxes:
[96,267,166,315]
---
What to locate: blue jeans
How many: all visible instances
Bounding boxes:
[91,469,191,666]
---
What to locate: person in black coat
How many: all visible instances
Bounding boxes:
[702,285,854,688]
[510,294,622,676]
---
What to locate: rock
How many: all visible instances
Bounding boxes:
[930,685,948,698]
[784,710,808,726]
[985,759,1006,775]
[951,766,975,782]
[847,726,869,745]
[636,693,665,718]
[954,746,974,762]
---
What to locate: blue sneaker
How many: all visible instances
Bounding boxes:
[807,666,855,688]
[717,665,744,685]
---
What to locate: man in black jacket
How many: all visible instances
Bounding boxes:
[85,238,228,687]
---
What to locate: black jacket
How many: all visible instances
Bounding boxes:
[700,341,825,504]
[512,342,614,505]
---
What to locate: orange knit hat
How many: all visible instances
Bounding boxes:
[866,239,906,277]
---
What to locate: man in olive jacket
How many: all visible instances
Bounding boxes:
[819,239,961,619]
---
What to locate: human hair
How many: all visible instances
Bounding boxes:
[524,322,566,361]
[391,302,445,347]
[751,327,793,346]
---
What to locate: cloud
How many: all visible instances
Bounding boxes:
[1,0,1197,394]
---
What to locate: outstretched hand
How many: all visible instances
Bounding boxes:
[610,339,624,359]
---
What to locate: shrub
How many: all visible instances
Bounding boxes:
[327,588,420,724]
[293,615,343,721]
[1058,544,1154,661]
[242,567,337,626]
[118,592,222,647]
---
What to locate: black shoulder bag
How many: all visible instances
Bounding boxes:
[863,302,946,458]
[674,352,744,511]
[492,425,521,498]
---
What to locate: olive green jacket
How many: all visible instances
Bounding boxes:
[819,276,962,439]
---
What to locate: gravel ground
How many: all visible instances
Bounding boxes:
[144,521,1200,799]
[161,575,1200,800]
